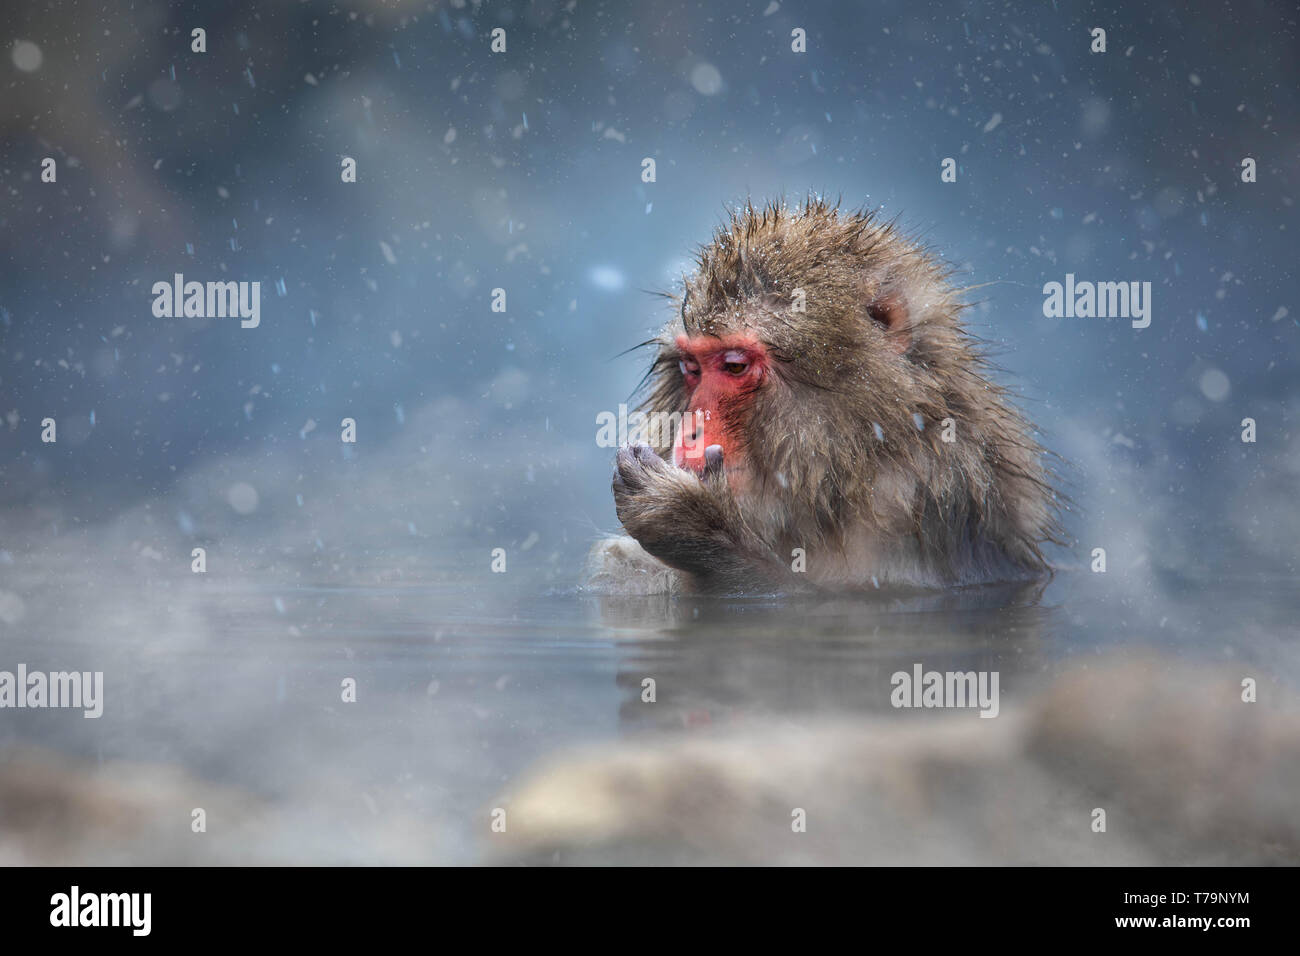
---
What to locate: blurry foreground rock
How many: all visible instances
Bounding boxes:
[0,747,441,865]
[3,655,1293,865]
[0,747,261,865]
[495,656,1299,865]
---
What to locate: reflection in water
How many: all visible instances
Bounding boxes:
[592,579,1054,730]
[1,550,1296,865]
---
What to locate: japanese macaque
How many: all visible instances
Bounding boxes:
[587,198,1064,595]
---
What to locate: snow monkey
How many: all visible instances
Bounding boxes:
[588,198,1064,595]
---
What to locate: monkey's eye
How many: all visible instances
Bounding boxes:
[679,358,701,378]
[721,350,749,375]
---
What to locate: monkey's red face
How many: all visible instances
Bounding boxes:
[671,333,768,475]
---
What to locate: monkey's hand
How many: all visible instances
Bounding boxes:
[612,444,785,594]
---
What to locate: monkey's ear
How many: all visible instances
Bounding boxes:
[866,292,910,354]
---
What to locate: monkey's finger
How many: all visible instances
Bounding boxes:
[704,444,724,476]
[614,445,650,490]
[630,443,662,468]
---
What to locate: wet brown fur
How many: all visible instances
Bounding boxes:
[602,197,1065,593]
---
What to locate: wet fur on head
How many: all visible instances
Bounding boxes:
[637,196,1065,585]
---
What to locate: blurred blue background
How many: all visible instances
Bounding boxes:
[2,0,1297,580]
